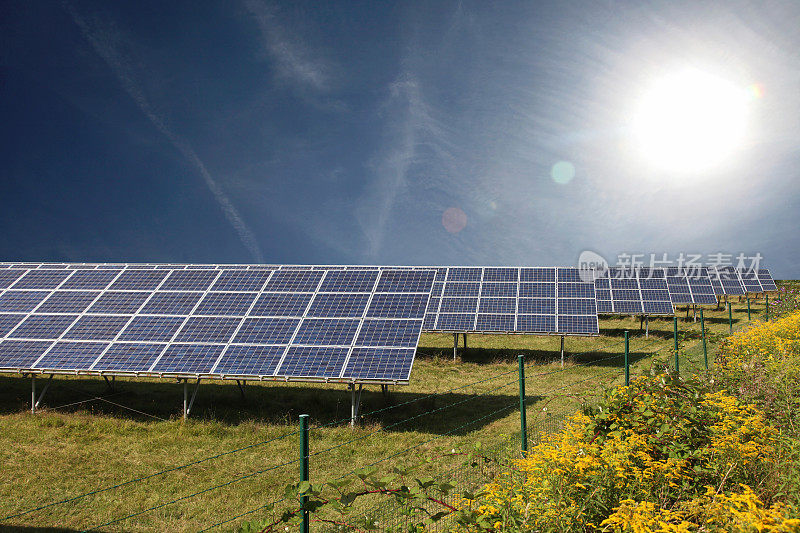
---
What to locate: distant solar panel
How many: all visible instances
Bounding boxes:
[659,267,718,305]
[0,265,435,385]
[757,269,778,291]
[736,268,764,293]
[593,268,674,316]
[415,267,597,335]
[707,266,745,296]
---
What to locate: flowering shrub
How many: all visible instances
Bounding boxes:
[772,284,800,319]
[455,373,798,531]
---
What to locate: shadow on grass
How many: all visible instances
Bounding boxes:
[0,376,524,436]
[416,347,654,370]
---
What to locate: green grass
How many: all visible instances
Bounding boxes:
[0,297,772,532]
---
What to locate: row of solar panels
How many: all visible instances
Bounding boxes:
[0,263,778,384]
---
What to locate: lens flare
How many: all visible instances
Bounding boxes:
[442,207,467,233]
[551,161,575,184]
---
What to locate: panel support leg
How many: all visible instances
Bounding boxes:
[462,333,467,352]
[183,379,201,419]
[453,333,458,361]
[639,315,643,333]
[381,384,389,399]
[645,316,649,338]
[236,379,246,400]
[693,305,697,322]
[103,375,115,392]
[349,384,363,427]
[560,336,565,368]
[32,374,53,414]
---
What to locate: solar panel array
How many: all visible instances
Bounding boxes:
[416,267,598,335]
[593,268,674,315]
[662,267,718,305]
[0,265,436,384]
[756,269,778,291]
[708,266,746,295]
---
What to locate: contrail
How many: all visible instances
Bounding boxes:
[64,3,265,262]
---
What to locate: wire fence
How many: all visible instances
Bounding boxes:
[1,310,740,532]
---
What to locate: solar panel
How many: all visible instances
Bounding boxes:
[0,264,436,384]
[415,267,597,335]
[707,266,745,295]
[757,269,778,291]
[657,267,718,305]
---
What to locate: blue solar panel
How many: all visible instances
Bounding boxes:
[423,314,437,330]
[63,315,131,341]
[447,267,482,281]
[478,298,516,314]
[152,344,224,374]
[118,316,185,342]
[366,294,428,319]
[518,298,555,314]
[0,314,25,336]
[318,270,379,292]
[8,314,77,340]
[558,283,594,298]
[0,340,53,369]
[614,300,643,313]
[758,269,778,291]
[212,270,273,292]
[0,270,27,289]
[342,347,415,381]
[92,343,166,372]
[307,293,370,318]
[356,319,420,347]
[33,342,109,371]
[293,319,359,346]
[516,314,556,333]
[11,270,72,290]
[213,345,284,376]
[160,270,219,291]
[249,293,312,317]
[442,283,481,297]
[232,318,299,344]
[194,292,256,316]
[435,313,475,330]
[59,270,120,290]
[439,298,478,313]
[276,346,349,378]
[0,291,49,312]
[518,283,555,298]
[558,315,598,334]
[483,268,518,282]
[109,270,169,291]
[481,283,517,298]
[87,292,150,314]
[558,298,596,315]
[174,316,241,343]
[520,268,555,282]
[35,291,99,313]
[643,301,674,314]
[139,292,203,315]
[263,270,323,292]
[375,270,436,293]
[475,314,515,331]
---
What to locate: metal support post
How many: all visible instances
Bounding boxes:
[766,295,770,321]
[103,375,116,392]
[463,333,467,352]
[727,302,733,334]
[300,414,310,533]
[349,383,363,427]
[236,380,246,399]
[31,374,53,413]
[183,379,201,419]
[700,309,708,371]
[453,333,458,361]
[639,315,643,333]
[624,330,630,386]
[560,336,565,368]
[517,355,528,455]
[645,315,649,338]
[693,305,697,322]
[747,296,751,321]
[673,317,679,374]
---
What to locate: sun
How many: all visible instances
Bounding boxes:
[631,69,749,174]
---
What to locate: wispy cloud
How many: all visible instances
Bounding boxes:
[64,2,265,262]
[243,0,332,93]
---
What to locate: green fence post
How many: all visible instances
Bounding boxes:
[727,302,733,334]
[673,317,679,374]
[766,295,770,321]
[624,330,630,386]
[700,309,708,371]
[300,414,310,533]
[746,296,751,321]
[518,354,528,455]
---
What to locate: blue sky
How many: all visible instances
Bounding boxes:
[1,1,798,277]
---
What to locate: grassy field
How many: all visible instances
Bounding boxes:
[0,295,773,532]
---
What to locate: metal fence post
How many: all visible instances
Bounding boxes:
[624,330,630,386]
[300,414,310,533]
[673,317,679,374]
[727,302,733,333]
[746,296,751,321]
[518,355,528,455]
[700,308,708,371]
[766,295,770,321]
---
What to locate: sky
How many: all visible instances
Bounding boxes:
[1,1,798,277]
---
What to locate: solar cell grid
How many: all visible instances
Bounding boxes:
[439,298,478,313]
[307,293,370,318]
[232,317,299,344]
[174,316,241,343]
[8,314,77,340]
[88,292,150,314]
[0,314,25,337]
[118,316,185,342]
[293,318,359,346]
[0,270,26,289]
[92,343,166,372]
[475,314,515,331]
[63,315,130,341]
[11,270,72,290]
[342,347,414,381]
[263,270,322,292]
[34,342,109,371]
[366,293,428,319]
[356,319,420,347]
[0,340,53,369]
[0,291,50,312]
[109,270,168,291]
[59,270,120,290]
[478,298,516,314]
[250,293,312,317]
[213,345,284,376]
[213,270,273,292]
[376,270,436,293]
[160,270,219,291]
[139,292,203,315]
[152,344,224,374]
[318,270,379,293]
[194,292,256,316]
[277,346,349,378]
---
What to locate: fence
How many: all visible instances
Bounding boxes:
[1,302,762,532]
